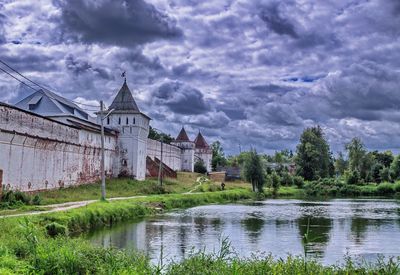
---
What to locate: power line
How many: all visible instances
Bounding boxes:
[0,59,101,108]
[0,67,37,92]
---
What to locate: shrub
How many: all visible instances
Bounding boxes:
[194,160,207,174]
[270,172,280,196]
[293,176,304,188]
[377,183,395,195]
[394,182,400,193]
[45,222,67,237]
[32,195,42,205]
[380,167,391,182]
[280,173,293,186]
[339,184,361,196]
[346,170,359,185]
[1,190,33,207]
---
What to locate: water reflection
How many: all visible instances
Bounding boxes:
[297,216,332,258]
[88,199,400,265]
[241,216,265,243]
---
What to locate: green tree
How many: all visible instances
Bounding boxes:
[295,126,332,180]
[211,141,227,171]
[360,152,376,181]
[345,138,366,172]
[270,171,280,196]
[194,160,207,174]
[243,150,265,192]
[148,126,174,144]
[390,155,400,180]
[371,162,383,183]
[380,167,391,183]
[372,150,394,168]
[334,152,347,176]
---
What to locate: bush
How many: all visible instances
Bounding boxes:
[346,170,359,185]
[377,183,395,195]
[45,222,67,237]
[270,172,280,196]
[380,167,391,182]
[194,160,207,174]
[32,195,42,205]
[394,182,400,193]
[0,190,33,208]
[293,176,304,188]
[280,173,293,186]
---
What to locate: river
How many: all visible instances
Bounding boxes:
[88,199,400,265]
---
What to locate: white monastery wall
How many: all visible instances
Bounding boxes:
[146,138,182,171]
[0,104,116,192]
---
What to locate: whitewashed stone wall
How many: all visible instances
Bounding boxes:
[146,139,182,171]
[102,113,149,180]
[0,104,116,192]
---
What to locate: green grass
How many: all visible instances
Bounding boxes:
[37,172,202,205]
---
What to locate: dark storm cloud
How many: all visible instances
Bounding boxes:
[153,81,211,115]
[55,0,183,47]
[65,55,113,80]
[318,61,400,121]
[259,4,298,38]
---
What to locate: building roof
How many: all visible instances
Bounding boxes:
[109,80,140,112]
[194,131,209,149]
[14,89,89,121]
[175,127,190,141]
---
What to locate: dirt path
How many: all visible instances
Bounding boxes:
[0,193,202,219]
[0,195,150,219]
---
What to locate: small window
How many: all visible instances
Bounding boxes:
[126,117,129,125]
[107,117,110,125]
[133,117,136,124]
[118,117,121,125]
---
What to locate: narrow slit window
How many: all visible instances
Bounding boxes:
[107,117,110,125]
[118,117,121,125]
[133,117,136,124]
[126,117,129,125]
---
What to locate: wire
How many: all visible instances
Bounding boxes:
[0,67,37,92]
[0,59,101,108]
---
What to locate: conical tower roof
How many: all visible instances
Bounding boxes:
[194,131,209,148]
[109,80,140,111]
[176,127,190,141]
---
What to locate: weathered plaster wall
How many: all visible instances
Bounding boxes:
[146,139,182,171]
[0,104,116,192]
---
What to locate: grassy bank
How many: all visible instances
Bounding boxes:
[37,172,202,205]
[0,190,255,273]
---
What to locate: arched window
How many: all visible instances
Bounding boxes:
[126,117,129,125]
[118,117,121,124]
[107,117,110,125]
[133,117,136,124]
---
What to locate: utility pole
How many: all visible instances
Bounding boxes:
[158,136,164,187]
[100,100,106,200]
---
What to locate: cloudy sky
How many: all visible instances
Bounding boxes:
[0,0,399,155]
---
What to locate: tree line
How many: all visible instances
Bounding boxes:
[210,125,400,193]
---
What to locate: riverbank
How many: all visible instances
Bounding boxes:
[0,190,254,273]
[1,190,400,274]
